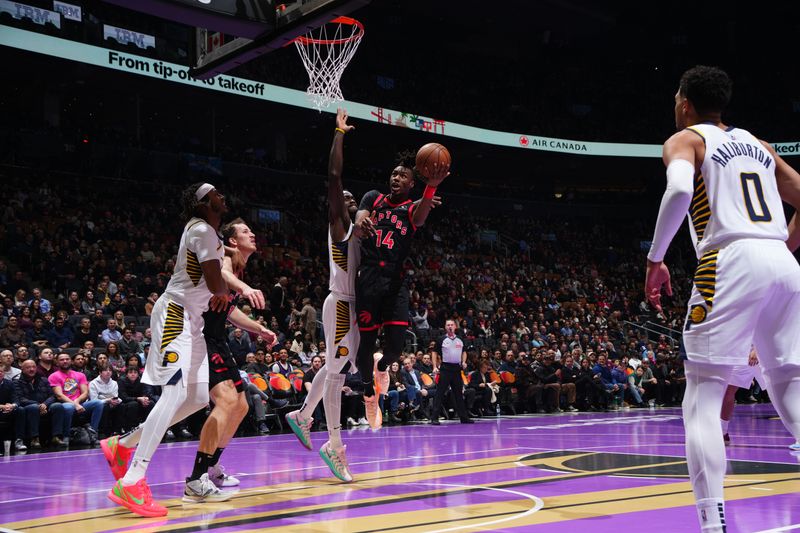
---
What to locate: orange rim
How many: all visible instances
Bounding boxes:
[293,16,364,46]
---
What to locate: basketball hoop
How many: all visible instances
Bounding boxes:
[293,16,364,110]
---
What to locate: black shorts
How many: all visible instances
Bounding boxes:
[207,336,245,393]
[356,267,409,331]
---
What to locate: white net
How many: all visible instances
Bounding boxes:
[294,17,364,110]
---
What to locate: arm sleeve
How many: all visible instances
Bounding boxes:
[647,159,695,262]
[188,222,223,263]
[358,190,381,211]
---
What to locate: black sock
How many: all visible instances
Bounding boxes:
[363,380,375,397]
[211,447,224,466]
[189,452,215,481]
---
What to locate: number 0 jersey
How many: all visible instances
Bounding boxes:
[328,221,361,301]
[686,123,787,259]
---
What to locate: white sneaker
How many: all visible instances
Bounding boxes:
[789,442,800,451]
[347,417,358,427]
[183,473,234,502]
[357,417,369,426]
[14,439,27,451]
[208,464,240,487]
[319,440,353,482]
[286,410,313,450]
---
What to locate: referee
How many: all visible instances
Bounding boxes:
[430,319,474,425]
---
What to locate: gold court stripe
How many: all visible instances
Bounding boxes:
[7,453,548,531]
[11,451,794,533]
[237,475,798,533]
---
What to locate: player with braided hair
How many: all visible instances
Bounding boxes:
[353,144,449,430]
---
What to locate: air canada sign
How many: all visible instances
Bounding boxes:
[519,135,588,153]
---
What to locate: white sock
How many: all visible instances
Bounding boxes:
[683,361,731,515]
[120,381,208,485]
[119,382,208,449]
[323,372,346,449]
[696,497,726,532]
[764,365,800,442]
[720,418,729,435]
[299,365,327,420]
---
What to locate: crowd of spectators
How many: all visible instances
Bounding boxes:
[0,158,718,455]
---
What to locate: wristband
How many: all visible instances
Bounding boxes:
[423,185,437,200]
[335,127,346,135]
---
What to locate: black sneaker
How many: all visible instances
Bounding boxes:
[460,419,475,424]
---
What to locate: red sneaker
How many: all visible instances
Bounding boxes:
[108,478,168,517]
[101,436,134,480]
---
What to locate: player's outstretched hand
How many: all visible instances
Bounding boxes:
[356,210,377,239]
[421,162,450,187]
[431,195,442,208]
[209,294,228,313]
[241,285,265,309]
[748,346,759,366]
[259,327,277,350]
[336,108,355,133]
[644,260,672,313]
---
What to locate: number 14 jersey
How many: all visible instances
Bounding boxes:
[686,123,787,259]
[358,190,418,278]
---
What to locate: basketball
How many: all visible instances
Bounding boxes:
[415,143,451,180]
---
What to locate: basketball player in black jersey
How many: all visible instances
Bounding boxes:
[184,218,277,501]
[355,151,449,429]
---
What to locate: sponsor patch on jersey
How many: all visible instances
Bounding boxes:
[337,346,349,358]
[162,351,180,364]
[689,305,707,324]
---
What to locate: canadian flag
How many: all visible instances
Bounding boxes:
[207,32,223,52]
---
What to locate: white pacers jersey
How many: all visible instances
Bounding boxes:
[328,222,361,301]
[162,217,224,314]
[686,123,787,259]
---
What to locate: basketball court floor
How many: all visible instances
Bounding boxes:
[1,404,798,532]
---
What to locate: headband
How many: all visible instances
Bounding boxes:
[195,183,215,201]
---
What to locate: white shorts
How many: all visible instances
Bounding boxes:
[683,239,800,370]
[142,297,208,386]
[322,294,359,375]
[728,364,767,390]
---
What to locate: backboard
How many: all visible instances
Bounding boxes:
[101,0,370,79]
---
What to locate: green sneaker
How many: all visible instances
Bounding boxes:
[319,440,353,482]
[286,410,313,450]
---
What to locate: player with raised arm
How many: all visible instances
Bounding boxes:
[286,109,361,481]
[354,144,450,430]
[183,217,277,501]
[645,65,800,533]
[101,183,229,517]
